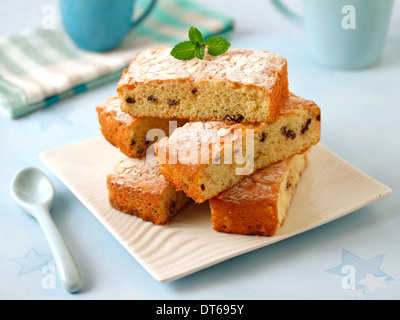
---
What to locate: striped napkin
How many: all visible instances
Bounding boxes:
[0,0,233,119]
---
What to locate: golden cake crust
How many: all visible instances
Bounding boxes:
[209,152,309,236]
[96,96,187,157]
[96,96,139,157]
[107,157,191,225]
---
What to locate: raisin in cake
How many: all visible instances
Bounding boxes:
[117,46,288,123]
[209,152,309,236]
[155,93,320,203]
[96,96,187,157]
[107,157,191,225]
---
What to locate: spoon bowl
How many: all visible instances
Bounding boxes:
[11,167,83,293]
[11,167,55,214]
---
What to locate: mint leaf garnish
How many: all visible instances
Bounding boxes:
[205,36,231,56]
[194,45,205,60]
[171,26,231,61]
[188,26,204,46]
[170,41,196,60]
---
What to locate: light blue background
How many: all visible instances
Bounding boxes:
[1,0,399,299]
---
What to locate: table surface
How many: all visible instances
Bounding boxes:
[1,0,399,300]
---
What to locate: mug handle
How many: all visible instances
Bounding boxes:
[131,0,158,28]
[270,0,303,27]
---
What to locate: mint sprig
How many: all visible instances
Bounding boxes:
[170,26,231,61]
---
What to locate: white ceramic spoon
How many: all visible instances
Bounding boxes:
[11,167,83,293]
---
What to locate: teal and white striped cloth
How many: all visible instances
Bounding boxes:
[0,0,233,119]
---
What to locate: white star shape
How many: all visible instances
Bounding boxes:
[358,272,387,293]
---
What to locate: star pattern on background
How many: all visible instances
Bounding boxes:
[10,248,53,276]
[325,249,394,295]
[359,273,387,293]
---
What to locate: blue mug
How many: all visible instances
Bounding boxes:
[60,0,158,52]
[271,0,394,69]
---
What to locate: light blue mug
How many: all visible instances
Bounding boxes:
[60,0,158,52]
[271,0,394,69]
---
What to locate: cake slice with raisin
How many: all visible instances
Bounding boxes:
[107,157,191,225]
[117,46,288,123]
[155,93,320,203]
[209,151,309,236]
[96,96,187,158]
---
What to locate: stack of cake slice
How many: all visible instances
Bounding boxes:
[97,46,321,236]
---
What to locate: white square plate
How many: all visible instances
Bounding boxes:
[40,138,392,282]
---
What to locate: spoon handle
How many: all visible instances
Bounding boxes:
[34,207,83,293]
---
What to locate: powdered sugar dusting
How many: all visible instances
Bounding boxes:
[111,157,170,193]
[119,47,287,90]
[97,96,135,125]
